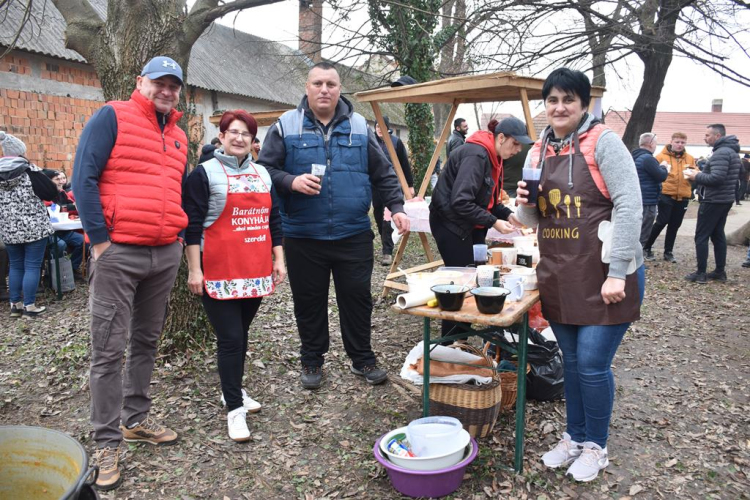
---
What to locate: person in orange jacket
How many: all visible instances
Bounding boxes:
[642,132,697,263]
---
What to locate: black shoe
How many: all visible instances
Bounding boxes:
[684,271,707,284]
[706,270,727,282]
[663,253,677,263]
[643,249,655,261]
[300,365,323,390]
[742,260,750,268]
[350,364,388,385]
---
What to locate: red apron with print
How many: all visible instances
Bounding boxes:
[202,162,275,300]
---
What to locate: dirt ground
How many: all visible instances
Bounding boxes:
[1,222,749,500]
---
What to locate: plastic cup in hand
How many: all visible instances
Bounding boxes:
[311,163,326,177]
[473,244,488,266]
[522,167,542,205]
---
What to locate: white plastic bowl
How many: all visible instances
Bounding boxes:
[509,267,538,290]
[407,416,463,457]
[379,426,471,471]
[406,273,437,294]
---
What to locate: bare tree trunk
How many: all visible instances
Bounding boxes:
[727,219,750,246]
[621,50,672,149]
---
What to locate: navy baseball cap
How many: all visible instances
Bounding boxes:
[141,56,183,85]
[391,75,417,87]
[495,117,534,144]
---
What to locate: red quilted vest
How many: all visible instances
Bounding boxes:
[100,90,188,246]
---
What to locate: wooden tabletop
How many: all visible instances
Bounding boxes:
[392,290,540,327]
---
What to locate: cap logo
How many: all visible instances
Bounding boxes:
[163,60,177,70]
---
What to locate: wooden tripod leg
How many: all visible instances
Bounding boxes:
[381,232,411,298]
[418,232,435,262]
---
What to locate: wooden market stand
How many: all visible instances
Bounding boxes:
[354,72,604,296]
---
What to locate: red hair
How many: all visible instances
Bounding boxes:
[219,110,258,137]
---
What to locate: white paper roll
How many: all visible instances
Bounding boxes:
[396,290,436,309]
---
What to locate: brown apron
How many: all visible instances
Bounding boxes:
[535,131,640,326]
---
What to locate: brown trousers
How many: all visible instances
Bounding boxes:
[88,241,182,447]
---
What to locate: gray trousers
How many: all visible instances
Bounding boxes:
[640,205,657,247]
[88,241,182,447]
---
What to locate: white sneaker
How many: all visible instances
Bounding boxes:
[542,432,582,468]
[220,388,261,413]
[566,442,609,482]
[227,407,250,442]
[23,303,46,316]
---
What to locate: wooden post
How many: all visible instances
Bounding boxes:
[519,88,536,139]
[418,100,459,198]
[372,102,412,200]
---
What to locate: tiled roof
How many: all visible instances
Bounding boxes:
[531,110,750,145]
[0,0,405,125]
[603,110,750,146]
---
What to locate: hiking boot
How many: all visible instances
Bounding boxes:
[742,259,750,268]
[663,252,677,263]
[301,365,323,390]
[381,254,393,266]
[684,271,707,284]
[350,364,388,385]
[227,406,251,442]
[120,415,178,445]
[542,432,582,468]
[10,301,23,318]
[706,270,727,282]
[22,303,46,316]
[221,388,261,413]
[643,248,655,261]
[566,442,609,482]
[93,444,124,491]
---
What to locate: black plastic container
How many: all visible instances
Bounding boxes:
[431,284,469,311]
[470,287,510,314]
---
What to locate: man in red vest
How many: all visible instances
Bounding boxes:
[72,56,187,491]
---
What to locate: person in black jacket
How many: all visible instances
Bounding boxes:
[198,137,221,164]
[445,118,468,159]
[373,115,414,265]
[632,133,668,249]
[684,124,742,283]
[430,117,533,336]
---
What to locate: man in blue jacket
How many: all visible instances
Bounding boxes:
[684,124,742,283]
[258,62,409,390]
[632,132,668,253]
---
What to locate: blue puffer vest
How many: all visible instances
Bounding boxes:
[277,104,371,240]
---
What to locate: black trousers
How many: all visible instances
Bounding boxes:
[644,195,689,255]
[202,293,262,411]
[694,202,733,273]
[285,231,377,368]
[372,189,394,256]
[430,211,487,337]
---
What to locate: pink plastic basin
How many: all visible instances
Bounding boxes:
[373,434,478,498]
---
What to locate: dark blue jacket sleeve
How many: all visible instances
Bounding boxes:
[644,156,668,182]
[257,124,295,195]
[71,105,117,245]
[269,185,283,247]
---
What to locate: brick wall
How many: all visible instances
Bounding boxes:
[0,54,104,174]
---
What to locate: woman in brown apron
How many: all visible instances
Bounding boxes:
[183,110,286,442]
[516,69,645,482]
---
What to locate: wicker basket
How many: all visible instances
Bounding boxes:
[427,343,502,439]
[498,371,518,410]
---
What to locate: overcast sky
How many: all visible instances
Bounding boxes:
[212,0,750,118]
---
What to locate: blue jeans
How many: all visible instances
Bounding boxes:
[5,237,49,306]
[549,265,646,448]
[50,231,85,271]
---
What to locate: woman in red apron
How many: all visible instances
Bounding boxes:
[183,110,285,442]
[516,69,645,482]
